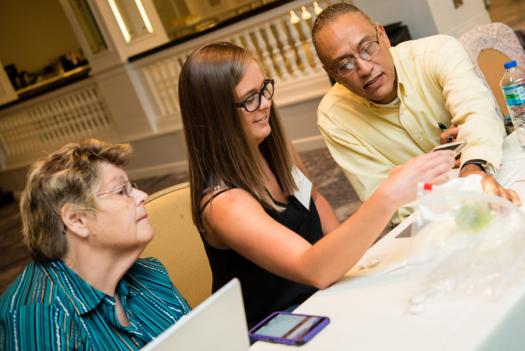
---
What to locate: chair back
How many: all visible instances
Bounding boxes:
[142,182,212,308]
[459,23,525,118]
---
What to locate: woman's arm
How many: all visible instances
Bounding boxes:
[312,194,340,234]
[203,151,454,289]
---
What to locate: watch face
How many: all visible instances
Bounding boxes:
[483,163,496,177]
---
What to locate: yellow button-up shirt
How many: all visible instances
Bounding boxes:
[318,34,505,202]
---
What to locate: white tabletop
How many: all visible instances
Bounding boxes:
[251,134,525,351]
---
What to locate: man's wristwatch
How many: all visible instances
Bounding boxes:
[461,159,496,176]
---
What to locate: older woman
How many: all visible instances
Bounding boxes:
[178,42,455,327]
[0,139,190,350]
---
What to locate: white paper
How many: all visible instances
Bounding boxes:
[291,167,312,210]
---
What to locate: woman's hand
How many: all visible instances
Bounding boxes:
[377,151,456,208]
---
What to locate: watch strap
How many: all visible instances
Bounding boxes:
[461,159,496,176]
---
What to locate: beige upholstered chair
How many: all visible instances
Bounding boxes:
[459,22,525,118]
[141,182,212,308]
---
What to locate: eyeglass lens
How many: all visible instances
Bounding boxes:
[243,80,274,112]
[335,28,380,75]
[336,42,379,74]
[97,181,138,197]
[124,182,139,196]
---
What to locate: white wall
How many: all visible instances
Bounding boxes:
[354,0,490,39]
[427,0,491,37]
[353,0,439,39]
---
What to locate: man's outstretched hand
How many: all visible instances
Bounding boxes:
[460,164,521,206]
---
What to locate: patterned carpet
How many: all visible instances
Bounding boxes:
[0,147,361,293]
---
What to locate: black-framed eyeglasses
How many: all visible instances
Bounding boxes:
[235,79,274,112]
[96,180,138,198]
[333,27,381,76]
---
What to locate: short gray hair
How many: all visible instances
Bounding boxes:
[20,138,131,262]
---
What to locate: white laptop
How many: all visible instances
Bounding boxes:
[141,278,250,351]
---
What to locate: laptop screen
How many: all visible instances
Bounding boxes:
[141,278,250,351]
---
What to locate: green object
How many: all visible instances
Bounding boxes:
[455,201,492,233]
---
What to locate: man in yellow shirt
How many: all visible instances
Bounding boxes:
[312,3,519,210]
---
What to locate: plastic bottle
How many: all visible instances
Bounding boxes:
[500,60,525,146]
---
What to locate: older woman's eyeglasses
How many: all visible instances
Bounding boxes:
[333,27,381,76]
[235,79,274,112]
[97,181,138,198]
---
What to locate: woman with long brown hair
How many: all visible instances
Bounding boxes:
[178,42,454,326]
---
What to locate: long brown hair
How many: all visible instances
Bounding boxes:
[178,42,296,230]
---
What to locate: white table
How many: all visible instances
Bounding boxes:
[251,134,525,351]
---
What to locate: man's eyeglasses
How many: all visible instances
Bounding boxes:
[96,180,138,198]
[333,27,381,76]
[235,79,274,112]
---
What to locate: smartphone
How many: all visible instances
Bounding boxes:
[249,311,329,345]
[431,140,466,156]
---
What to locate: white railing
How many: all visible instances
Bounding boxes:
[0,80,118,169]
[131,0,333,132]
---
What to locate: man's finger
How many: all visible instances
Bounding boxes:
[481,176,499,196]
[506,189,521,206]
[497,186,508,200]
[480,176,522,206]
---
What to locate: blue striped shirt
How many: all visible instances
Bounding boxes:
[0,257,190,350]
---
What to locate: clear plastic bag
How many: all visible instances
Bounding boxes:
[408,186,525,314]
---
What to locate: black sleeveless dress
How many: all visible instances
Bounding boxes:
[202,194,323,327]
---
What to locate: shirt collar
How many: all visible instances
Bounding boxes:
[49,260,130,316]
[389,46,406,96]
[374,96,400,107]
[338,82,401,109]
